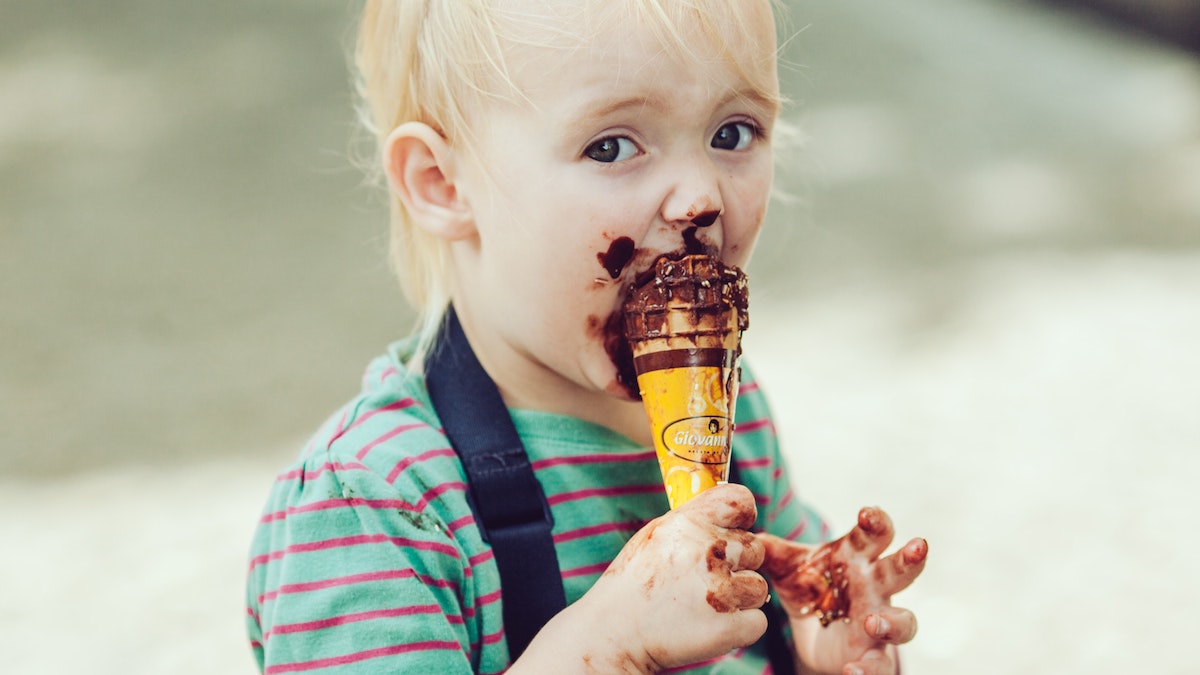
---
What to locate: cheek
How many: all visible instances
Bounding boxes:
[724,176,771,264]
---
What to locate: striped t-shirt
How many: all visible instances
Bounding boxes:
[246,339,828,674]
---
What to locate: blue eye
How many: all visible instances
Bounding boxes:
[585,136,639,163]
[711,122,758,151]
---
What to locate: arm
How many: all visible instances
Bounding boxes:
[759,507,928,675]
[508,484,771,674]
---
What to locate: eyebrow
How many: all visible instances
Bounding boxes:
[720,88,782,118]
[578,95,667,124]
[574,87,779,128]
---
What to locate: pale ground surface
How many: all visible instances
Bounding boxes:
[2,1,1198,673]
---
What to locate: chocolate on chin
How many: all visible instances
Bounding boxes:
[622,254,749,509]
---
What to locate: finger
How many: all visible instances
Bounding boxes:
[706,567,767,613]
[685,483,757,531]
[846,506,895,559]
[874,537,928,595]
[864,606,918,644]
[721,606,768,650]
[705,530,763,575]
[843,646,895,675]
[726,529,764,572]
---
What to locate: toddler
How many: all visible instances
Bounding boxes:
[246,1,927,673]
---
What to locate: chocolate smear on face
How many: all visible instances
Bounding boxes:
[690,210,719,228]
[682,226,718,257]
[601,311,639,399]
[597,236,636,279]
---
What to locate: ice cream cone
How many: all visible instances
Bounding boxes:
[623,255,749,509]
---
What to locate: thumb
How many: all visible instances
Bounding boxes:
[679,483,757,531]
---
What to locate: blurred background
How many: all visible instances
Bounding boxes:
[2,0,1197,673]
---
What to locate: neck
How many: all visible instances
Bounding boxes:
[500,368,653,447]
[453,308,653,447]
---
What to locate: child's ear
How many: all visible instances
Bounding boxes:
[384,122,475,240]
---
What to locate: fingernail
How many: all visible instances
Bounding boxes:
[872,615,890,638]
[847,667,864,675]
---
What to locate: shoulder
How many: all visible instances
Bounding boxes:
[245,349,501,673]
[276,349,474,535]
[247,347,487,597]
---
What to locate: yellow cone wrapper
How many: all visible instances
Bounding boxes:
[622,255,749,509]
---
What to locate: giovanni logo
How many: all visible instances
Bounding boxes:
[662,416,732,464]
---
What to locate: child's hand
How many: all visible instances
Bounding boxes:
[758,507,928,675]
[576,483,770,671]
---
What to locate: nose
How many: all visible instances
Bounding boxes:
[660,155,724,229]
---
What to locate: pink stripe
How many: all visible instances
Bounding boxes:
[386,447,456,483]
[784,516,809,542]
[379,365,400,382]
[468,549,495,567]
[475,588,502,606]
[333,409,350,438]
[562,560,611,579]
[356,422,429,461]
[738,381,760,395]
[481,629,506,646]
[258,568,458,605]
[325,398,418,447]
[767,488,795,522]
[260,497,418,525]
[249,533,459,572]
[554,520,642,544]
[264,640,461,674]
[735,418,774,435]
[547,483,663,506]
[275,461,369,484]
[447,514,476,533]
[459,587,501,623]
[532,451,656,470]
[736,456,772,470]
[267,605,440,638]
[413,481,468,510]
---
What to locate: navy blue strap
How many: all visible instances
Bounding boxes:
[425,307,565,659]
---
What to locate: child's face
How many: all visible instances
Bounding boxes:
[450,0,779,406]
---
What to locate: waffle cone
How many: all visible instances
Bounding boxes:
[622,255,749,509]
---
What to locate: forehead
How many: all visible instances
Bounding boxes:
[487,0,780,103]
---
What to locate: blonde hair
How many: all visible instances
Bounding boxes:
[354,0,786,359]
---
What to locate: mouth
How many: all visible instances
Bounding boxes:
[597,226,722,287]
